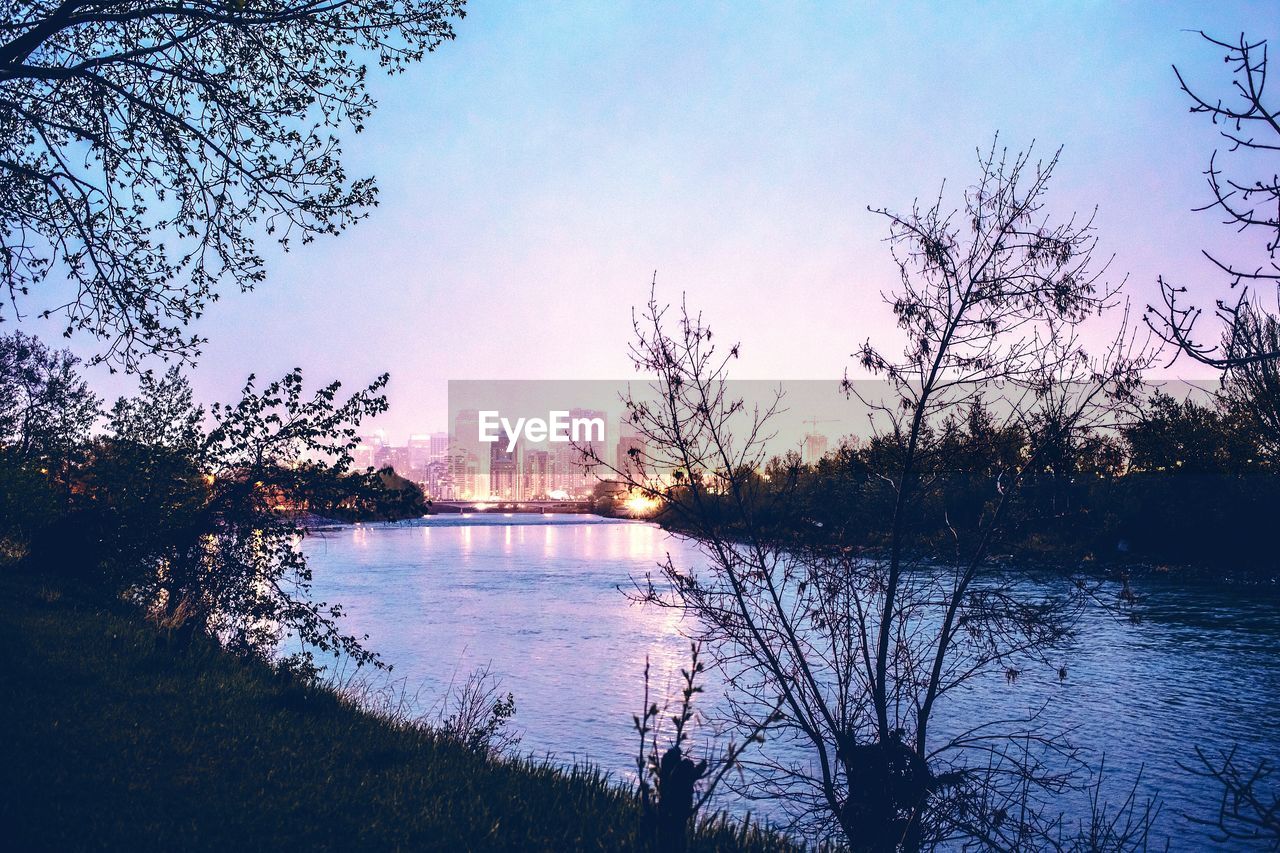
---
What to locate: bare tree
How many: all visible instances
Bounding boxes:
[1148,31,1280,369]
[0,0,464,369]
[433,661,521,758]
[631,643,780,853]
[596,142,1155,851]
[1182,746,1280,848]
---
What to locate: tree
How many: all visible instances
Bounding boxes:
[1148,31,1280,369]
[146,367,392,666]
[1183,747,1280,847]
[0,329,99,534]
[0,330,98,557]
[0,329,99,465]
[0,329,415,668]
[1218,307,1280,457]
[0,0,465,369]
[67,364,405,670]
[601,142,1154,850]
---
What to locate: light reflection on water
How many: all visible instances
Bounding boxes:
[304,514,1280,849]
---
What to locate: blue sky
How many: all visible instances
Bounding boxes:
[47,1,1278,439]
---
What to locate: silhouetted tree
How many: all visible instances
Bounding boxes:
[0,331,408,668]
[99,366,395,666]
[1219,308,1280,457]
[0,330,98,556]
[843,140,1150,849]
[599,142,1155,851]
[0,330,99,467]
[1183,747,1280,847]
[1149,31,1280,369]
[0,0,465,368]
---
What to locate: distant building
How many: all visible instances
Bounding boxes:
[452,409,485,499]
[352,442,377,471]
[616,434,647,480]
[429,431,450,463]
[386,445,412,474]
[802,433,829,465]
[353,431,386,471]
[407,434,434,473]
[423,459,453,499]
[568,407,607,496]
[523,449,550,499]
[490,441,520,499]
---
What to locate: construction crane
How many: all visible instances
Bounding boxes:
[802,416,838,436]
[797,416,839,464]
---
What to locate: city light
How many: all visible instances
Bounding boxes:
[623,492,661,517]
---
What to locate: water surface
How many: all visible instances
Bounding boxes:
[303,514,1280,848]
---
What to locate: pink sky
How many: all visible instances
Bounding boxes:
[38,1,1274,441]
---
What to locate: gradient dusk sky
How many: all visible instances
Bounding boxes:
[42,1,1278,440]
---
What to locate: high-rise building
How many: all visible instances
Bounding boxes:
[616,434,647,480]
[802,433,829,465]
[407,434,433,473]
[490,441,520,500]
[429,431,450,463]
[386,445,413,474]
[352,442,377,471]
[423,459,453,499]
[353,431,386,471]
[567,407,607,496]
[523,449,550,499]
[452,409,486,499]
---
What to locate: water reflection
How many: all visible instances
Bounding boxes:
[304,514,1280,849]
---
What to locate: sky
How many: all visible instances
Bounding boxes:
[41,1,1280,441]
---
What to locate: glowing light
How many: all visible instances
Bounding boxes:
[623,493,661,517]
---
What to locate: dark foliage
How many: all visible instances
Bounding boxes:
[0,570,794,852]
[1,330,424,670]
[1,0,465,368]
[654,384,1280,576]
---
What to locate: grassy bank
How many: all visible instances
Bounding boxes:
[0,571,791,852]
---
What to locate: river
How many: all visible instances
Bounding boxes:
[302,514,1280,849]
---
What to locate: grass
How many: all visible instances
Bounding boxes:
[0,570,794,852]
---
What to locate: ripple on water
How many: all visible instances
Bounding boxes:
[303,516,1280,850]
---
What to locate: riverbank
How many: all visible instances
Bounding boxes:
[650,510,1280,586]
[0,570,792,852]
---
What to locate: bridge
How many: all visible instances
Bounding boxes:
[429,499,595,514]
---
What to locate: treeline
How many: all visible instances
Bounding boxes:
[657,381,1280,574]
[0,332,424,671]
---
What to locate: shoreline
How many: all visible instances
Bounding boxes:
[0,569,793,852]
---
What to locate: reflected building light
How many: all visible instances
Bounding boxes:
[629,523,653,560]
